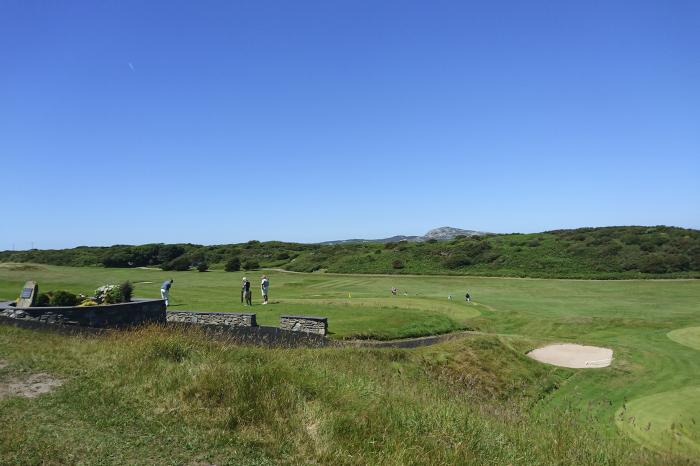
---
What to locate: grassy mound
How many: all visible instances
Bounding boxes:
[0,325,679,465]
[616,386,700,460]
[668,327,700,351]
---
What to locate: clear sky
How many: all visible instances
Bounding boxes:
[1,1,699,249]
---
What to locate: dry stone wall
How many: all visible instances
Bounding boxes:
[167,311,256,327]
[0,299,166,327]
[279,315,328,336]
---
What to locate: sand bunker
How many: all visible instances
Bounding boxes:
[527,343,613,368]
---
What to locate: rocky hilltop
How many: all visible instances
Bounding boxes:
[320,226,488,244]
[419,226,487,241]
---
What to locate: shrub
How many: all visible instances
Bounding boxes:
[275,252,290,260]
[665,255,691,272]
[243,260,260,270]
[120,281,134,302]
[105,287,124,304]
[639,242,657,253]
[459,240,492,257]
[156,245,186,264]
[224,257,241,272]
[638,254,667,274]
[197,262,209,272]
[35,292,50,307]
[49,290,78,307]
[444,255,472,269]
[392,259,405,269]
[163,256,191,271]
[101,251,133,268]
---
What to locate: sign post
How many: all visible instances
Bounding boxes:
[16,281,38,308]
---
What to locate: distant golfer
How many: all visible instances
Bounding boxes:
[465,292,471,303]
[391,287,397,296]
[261,275,269,304]
[161,279,173,306]
[242,277,252,306]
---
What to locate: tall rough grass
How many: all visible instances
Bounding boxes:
[0,325,691,465]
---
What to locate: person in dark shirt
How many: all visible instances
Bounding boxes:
[465,292,471,303]
[161,279,173,306]
[242,277,252,306]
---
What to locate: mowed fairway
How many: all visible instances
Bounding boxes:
[0,264,481,340]
[2,262,700,459]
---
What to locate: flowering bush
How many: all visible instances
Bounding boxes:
[94,285,122,304]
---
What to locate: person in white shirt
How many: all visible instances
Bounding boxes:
[261,275,269,304]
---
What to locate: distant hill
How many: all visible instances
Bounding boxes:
[319,226,488,245]
[318,235,419,245]
[1,226,699,279]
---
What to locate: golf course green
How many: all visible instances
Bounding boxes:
[668,326,700,351]
[1,262,700,462]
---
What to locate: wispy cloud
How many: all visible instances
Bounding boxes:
[128,62,135,71]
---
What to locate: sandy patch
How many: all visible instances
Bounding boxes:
[0,372,63,399]
[527,343,613,368]
[0,263,46,271]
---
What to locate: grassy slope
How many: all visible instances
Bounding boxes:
[0,325,682,465]
[2,226,699,279]
[2,264,700,461]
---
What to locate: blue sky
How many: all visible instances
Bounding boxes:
[1,1,698,249]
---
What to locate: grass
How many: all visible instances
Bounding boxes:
[668,326,700,351]
[616,386,700,459]
[0,325,682,465]
[0,263,480,340]
[2,263,700,463]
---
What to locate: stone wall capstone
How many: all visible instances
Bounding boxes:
[167,311,256,327]
[279,315,328,336]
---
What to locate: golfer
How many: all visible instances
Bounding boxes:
[261,275,269,304]
[242,277,252,306]
[465,292,471,303]
[161,279,173,306]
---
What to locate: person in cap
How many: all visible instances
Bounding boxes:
[161,279,173,306]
